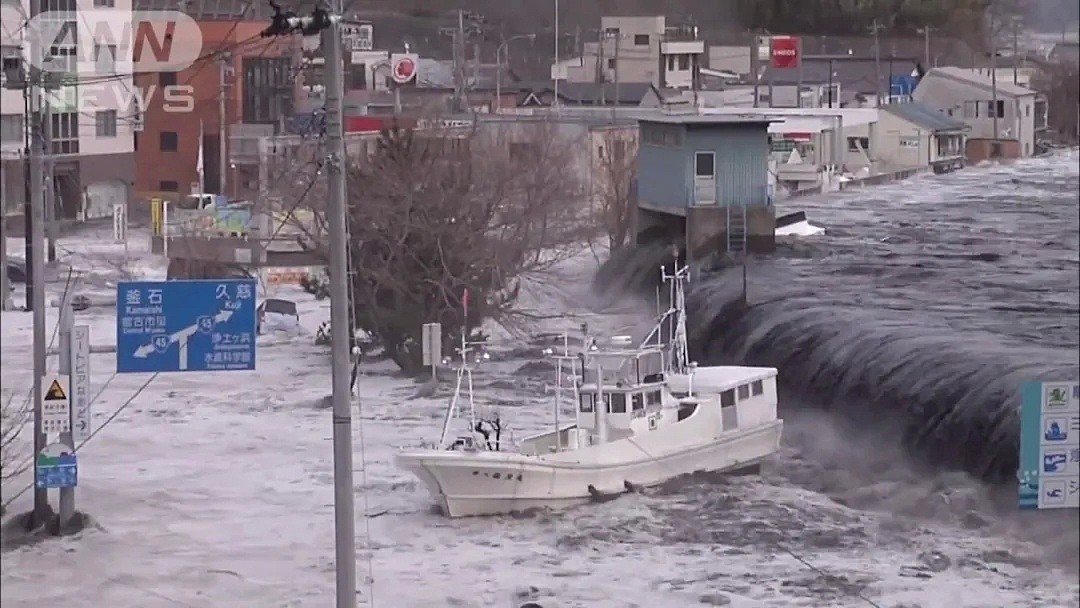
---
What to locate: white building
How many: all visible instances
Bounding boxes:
[874,102,967,173]
[1,0,134,218]
[553,15,705,90]
[912,66,1044,158]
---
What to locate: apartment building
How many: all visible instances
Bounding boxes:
[1,0,135,219]
[553,15,705,90]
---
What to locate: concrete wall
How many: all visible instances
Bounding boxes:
[685,204,775,260]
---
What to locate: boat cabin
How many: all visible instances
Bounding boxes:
[573,341,668,440]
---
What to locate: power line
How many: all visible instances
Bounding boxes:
[1,373,158,513]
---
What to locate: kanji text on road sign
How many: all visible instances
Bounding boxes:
[116,279,257,373]
[42,376,71,434]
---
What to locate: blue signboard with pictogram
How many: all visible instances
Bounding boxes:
[1018,381,1080,510]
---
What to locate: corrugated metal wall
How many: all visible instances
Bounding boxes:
[638,123,769,211]
[685,125,769,206]
[637,144,688,211]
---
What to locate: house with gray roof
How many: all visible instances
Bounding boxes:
[874,102,969,173]
[912,66,1044,158]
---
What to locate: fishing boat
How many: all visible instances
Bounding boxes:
[394,259,784,517]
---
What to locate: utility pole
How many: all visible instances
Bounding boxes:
[1011,17,1019,85]
[28,0,50,527]
[918,26,933,68]
[553,0,559,112]
[990,9,1000,142]
[0,154,8,310]
[44,94,55,263]
[263,6,357,604]
[455,10,465,112]
[612,30,619,121]
[321,5,358,607]
[752,34,760,108]
[870,20,883,105]
[218,53,230,195]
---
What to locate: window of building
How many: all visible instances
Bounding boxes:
[847,136,869,152]
[159,72,177,87]
[678,54,690,70]
[94,44,116,73]
[720,389,736,407]
[646,390,662,405]
[93,0,115,6]
[1025,104,1030,117]
[0,114,23,143]
[632,393,644,411]
[737,384,750,400]
[95,110,117,137]
[667,55,675,71]
[607,58,616,70]
[988,99,1005,118]
[42,0,76,10]
[579,394,594,413]
[634,34,649,46]
[611,140,626,161]
[751,380,764,396]
[607,393,627,414]
[50,112,78,153]
[159,131,178,151]
[45,21,77,73]
[159,180,179,192]
[694,151,714,177]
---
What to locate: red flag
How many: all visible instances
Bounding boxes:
[462,288,469,319]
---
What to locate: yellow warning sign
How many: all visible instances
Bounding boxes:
[44,379,67,401]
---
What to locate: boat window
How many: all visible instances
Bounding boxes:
[632,393,644,411]
[737,384,750,400]
[646,390,662,406]
[580,394,594,413]
[607,393,627,414]
[751,380,764,396]
[721,389,736,407]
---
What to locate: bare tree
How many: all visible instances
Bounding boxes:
[295,120,593,372]
[1,390,29,491]
[591,127,638,252]
[1032,61,1080,145]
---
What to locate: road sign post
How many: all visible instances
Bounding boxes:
[1019,381,1079,510]
[116,279,257,373]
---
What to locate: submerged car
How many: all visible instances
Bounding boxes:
[256,298,299,334]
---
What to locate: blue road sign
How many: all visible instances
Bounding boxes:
[116,279,257,373]
[36,452,77,489]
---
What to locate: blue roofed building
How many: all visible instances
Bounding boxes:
[634,112,776,264]
[876,102,969,174]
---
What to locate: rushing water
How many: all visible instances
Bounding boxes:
[598,152,1080,484]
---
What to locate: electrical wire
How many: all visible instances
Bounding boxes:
[0,372,156,512]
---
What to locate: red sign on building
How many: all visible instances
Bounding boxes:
[770,36,801,69]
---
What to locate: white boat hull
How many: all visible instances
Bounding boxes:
[396,420,782,517]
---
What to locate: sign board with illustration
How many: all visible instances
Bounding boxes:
[1018,381,1079,510]
[36,442,77,489]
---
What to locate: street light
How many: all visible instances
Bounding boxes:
[495,34,536,113]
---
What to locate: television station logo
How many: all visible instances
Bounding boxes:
[25,10,203,73]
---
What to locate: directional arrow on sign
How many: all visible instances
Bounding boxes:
[133,309,234,365]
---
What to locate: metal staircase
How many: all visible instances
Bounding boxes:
[726,204,747,256]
